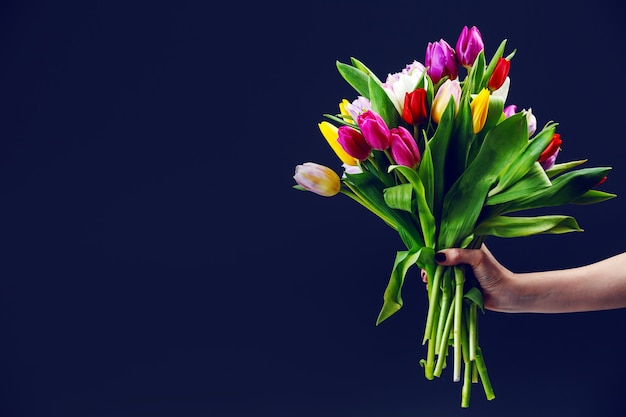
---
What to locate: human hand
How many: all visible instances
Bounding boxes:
[422,245,517,312]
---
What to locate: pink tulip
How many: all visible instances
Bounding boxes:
[389,126,421,168]
[357,110,391,151]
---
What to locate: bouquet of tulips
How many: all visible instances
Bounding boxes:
[293,26,615,407]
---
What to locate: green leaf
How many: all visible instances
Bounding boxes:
[438,113,529,248]
[481,39,508,87]
[449,96,475,175]
[322,113,357,128]
[369,76,399,128]
[389,165,436,248]
[488,122,556,196]
[467,51,485,94]
[336,60,370,98]
[496,166,612,214]
[418,138,435,213]
[383,183,414,212]
[427,98,457,222]
[474,215,582,238]
[545,159,587,178]
[469,94,506,162]
[571,189,617,205]
[486,163,551,206]
[376,248,423,325]
[350,57,383,84]
[464,287,484,313]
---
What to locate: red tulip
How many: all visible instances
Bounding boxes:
[402,88,429,126]
[488,57,510,91]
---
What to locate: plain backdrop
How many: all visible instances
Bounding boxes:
[1,1,625,416]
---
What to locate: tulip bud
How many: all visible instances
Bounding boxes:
[337,126,372,161]
[470,88,490,134]
[488,57,510,91]
[431,79,462,124]
[293,162,341,197]
[456,26,484,69]
[524,108,537,137]
[402,88,429,126]
[538,133,562,170]
[318,121,358,166]
[425,39,458,84]
[357,110,391,150]
[389,126,421,168]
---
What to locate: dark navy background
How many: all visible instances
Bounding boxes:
[0,1,624,416]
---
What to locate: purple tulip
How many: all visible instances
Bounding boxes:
[337,126,372,161]
[389,126,421,168]
[357,110,391,151]
[503,104,517,118]
[456,26,484,68]
[425,39,458,84]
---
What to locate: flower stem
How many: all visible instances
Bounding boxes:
[452,266,465,382]
[435,269,451,352]
[460,306,472,408]
[423,264,444,345]
[433,293,455,377]
[469,302,477,361]
[475,346,496,401]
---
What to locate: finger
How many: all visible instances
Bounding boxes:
[435,247,484,268]
[421,269,428,283]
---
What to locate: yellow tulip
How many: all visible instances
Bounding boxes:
[318,121,358,166]
[470,88,490,134]
[338,99,354,124]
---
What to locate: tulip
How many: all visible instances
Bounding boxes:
[538,133,562,170]
[318,121,358,166]
[425,39,458,84]
[342,163,363,177]
[456,25,484,69]
[357,110,391,150]
[337,126,372,161]
[524,108,537,137]
[488,57,510,91]
[491,76,510,103]
[345,96,372,124]
[431,79,462,123]
[381,61,427,115]
[503,104,517,118]
[389,126,421,168]
[402,88,428,126]
[293,162,341,197]
[470,88,490,134]
[338,99,354,123]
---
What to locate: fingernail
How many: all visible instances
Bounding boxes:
[435,252,446,262]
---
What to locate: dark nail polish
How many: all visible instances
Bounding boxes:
[435,252,446,262]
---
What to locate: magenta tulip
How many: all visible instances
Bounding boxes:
[337,126,372,161]
[389,126,421,168]
[425,39,458,84]
[456,26,484,68]
[357,110,391,151]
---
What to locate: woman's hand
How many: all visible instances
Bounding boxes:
[423,245,518,312]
